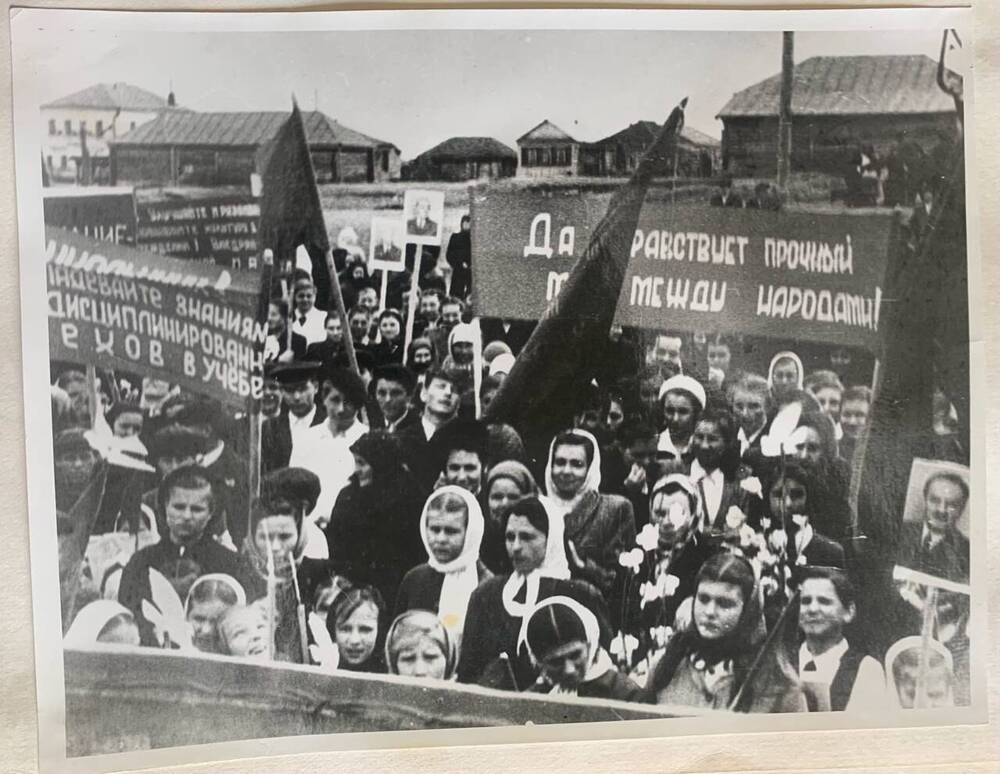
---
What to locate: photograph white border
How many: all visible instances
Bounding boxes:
[7,5,988,774]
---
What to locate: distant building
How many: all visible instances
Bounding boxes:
[41,82,178,185]
[405,136,517,181]
[591,122,721,178]
[516,120,587,178]
[110,110,401,187]
[717,54,958,177]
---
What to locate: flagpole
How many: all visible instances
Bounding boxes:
[379,270,389,313]
[402,243,422,365]
[323,247,360,376]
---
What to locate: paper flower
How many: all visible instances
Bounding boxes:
[649,625,675,648]
[725,506,747,530]
[760,517,772,531]
[796,554,807,566]
[636,522,659,552]
[739,476,763,497]
[738,523,757,548]
[609,632,639,662]
[768,529,788,552]
[618,547,645,571]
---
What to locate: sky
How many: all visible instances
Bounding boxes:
[15,25,951,160]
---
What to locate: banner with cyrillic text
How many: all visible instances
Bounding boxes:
[135,195,261,269]
[472,190,896,352]
[45,227,266,405]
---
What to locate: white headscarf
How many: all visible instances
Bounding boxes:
[541,429,602,577]
[64,600,134,648]
[516,595,614,695]
[501,497,570,619]
[419,485,485,646]
[767,351,804,391]
[183,573,247,613]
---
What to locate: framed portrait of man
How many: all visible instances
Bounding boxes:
[369,215,405,272]
[403,188,444,245]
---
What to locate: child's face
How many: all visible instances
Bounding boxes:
[540,640,590,690]
[395,635,448,679]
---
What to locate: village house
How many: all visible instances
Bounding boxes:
[716,54,958,178]
[41,83,180,185]
[109,110,401,187]
[591,121,721,178]
[405,136,517,182]
[516,120,594,178]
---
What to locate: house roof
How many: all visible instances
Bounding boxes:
[717,55,956,118]
[414,136,517,162]
[517,119,577,144]
[594,121,721,151]
[112,110,398,150]
[42,83,171,111]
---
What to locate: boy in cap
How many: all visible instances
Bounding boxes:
[261,361,326,475]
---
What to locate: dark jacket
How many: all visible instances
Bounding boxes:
[530,667,643,703]
[895,521,969,583]
[118,534,251,646]
[457,575,610,688]
[394,560,493,618]
[563,490,636,603]
[479,318,536,357]
[261,405,327,476]
[445,230,472,300]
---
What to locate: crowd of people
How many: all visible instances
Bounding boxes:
[51,204,970,717]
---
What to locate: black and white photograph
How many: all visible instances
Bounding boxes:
[8,6,984,773]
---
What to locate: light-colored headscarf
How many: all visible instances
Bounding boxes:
[541,429,603,579]
[767,351,805,390]
[517,595,614,695]
[501,496,570,619]
[419,485,485,645]
[64,600,135,648]
[183,573,247,614]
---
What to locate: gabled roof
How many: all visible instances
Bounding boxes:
[42,83,170,111]
[112,110,398,150]
[594,121,720,151]
[517,119,577,144]
[717,55,956,118]
[414,136,517,162]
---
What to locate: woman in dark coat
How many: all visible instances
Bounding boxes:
[325,431,425,606]
[643,553,805,713]
[457,496,611,690]
[480,460,538,575]
[394,486,492,650]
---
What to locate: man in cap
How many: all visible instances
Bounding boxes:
[261,361,326,475]
[291,278,328,346]
[397,367,461,493]
[657,374,707,466]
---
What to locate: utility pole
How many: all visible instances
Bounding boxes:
[776,31,794,190]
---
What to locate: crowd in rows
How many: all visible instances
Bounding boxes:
[51,214,970,714]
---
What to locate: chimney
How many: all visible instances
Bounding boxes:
[167,79,176,108]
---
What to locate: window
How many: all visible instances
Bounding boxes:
[381,150,389,173]
[95,120,104,137]
[130,121,136,131]
[60,156,67,169]
[521,148,530,166]
[64,120,72,135]
[80,120,87,134]
[48,119,56,136]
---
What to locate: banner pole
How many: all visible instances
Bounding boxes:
[379,269,389,313]
[323,247,360,376]
[402,244,422,366]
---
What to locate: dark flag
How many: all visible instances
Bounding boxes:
[853,106,966,655]
[59,460,109,632]
[484,99,688,462]
[257,103,333,310]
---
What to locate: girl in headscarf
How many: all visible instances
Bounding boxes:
[407,337,437,378]
[520,596,641,701]
[482,460,539,575]
[371,309,405,366]
[543,429,636,606]
[441,322,478,402]
[457,497,610,690]
[767,351,804,404]
[326,431,425,606]
[324,584,387,673]
[184,574,247,654]
[240,496,311,663]
[643,553,805,712]
[385,609,458,680]
[64,600,140,648]
[394,486,492,649]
